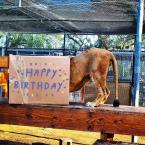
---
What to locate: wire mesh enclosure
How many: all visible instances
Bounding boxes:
[0,0,143,34]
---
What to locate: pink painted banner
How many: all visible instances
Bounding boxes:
[9,55,70,105]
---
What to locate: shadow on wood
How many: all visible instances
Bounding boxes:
[0,140,28,145]
[93,140,139,145]
[32,143,50,145]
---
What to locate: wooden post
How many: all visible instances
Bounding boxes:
[59,138,72,145]
[101,131,114,141]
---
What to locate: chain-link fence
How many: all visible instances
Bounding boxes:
[1,47,145,106]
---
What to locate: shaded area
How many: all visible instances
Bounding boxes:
[32,143,50,145]
[93,139,141,145]
[0,140,28,145]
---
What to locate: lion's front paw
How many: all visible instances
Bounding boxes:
[86,102,92,107]
[86,102,99,108]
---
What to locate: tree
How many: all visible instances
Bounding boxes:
[0,32,5,39]
[46,34,64,49]
[66,34,135,51]
[8,33,47,48]
[95,35,135,50]
[8,33,64,49]
[110,35,135,50]
[66,35,95,50]
[0,32,6,47]
[95,35,110,50]
[4,33,137,50]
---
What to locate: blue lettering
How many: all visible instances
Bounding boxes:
[34,69,39,77]
[21,81,24,89]
[51,83,56,90]
[57,81,63,91]
[44,82,49,90]
[41,68,46,77]
[24,82,29,89]
[51,69,57,79]
[26,68,33,77]
[14,81,19,89]
[30,81,35,90]
[37,81,43,90]
[46,69,51,76]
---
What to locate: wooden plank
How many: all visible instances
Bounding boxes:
[0,104,145,136]
[0,56,9,68]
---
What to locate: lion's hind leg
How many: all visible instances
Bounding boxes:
[86,73,110,107]
[97,87,110,105]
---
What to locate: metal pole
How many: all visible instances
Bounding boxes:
[18,0,22,7]
[64,33,66,50]
[63,33,66,55]
[132,0,144,143]
[5,32,10,56]
[133,0,144,106]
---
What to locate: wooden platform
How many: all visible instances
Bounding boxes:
[0,56,145,139]
[0,103,145,136]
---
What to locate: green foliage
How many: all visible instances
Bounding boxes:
[46,34,64,49]
[0,32,5,39]
[0,32,138,50]
[9,33,47,48]
[109,35,135,50]
[95,35,135,50]
[8,33,64,48]
[66,34,135,50]
[66,35,96,50]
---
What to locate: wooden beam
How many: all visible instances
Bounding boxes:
[0,104,145,136]
[0,56,9,68]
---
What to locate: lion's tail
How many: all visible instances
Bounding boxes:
[110,53,120,107]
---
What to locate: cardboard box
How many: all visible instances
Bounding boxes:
[9,55,70,105]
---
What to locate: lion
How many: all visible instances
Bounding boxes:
[69,48,119,107]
